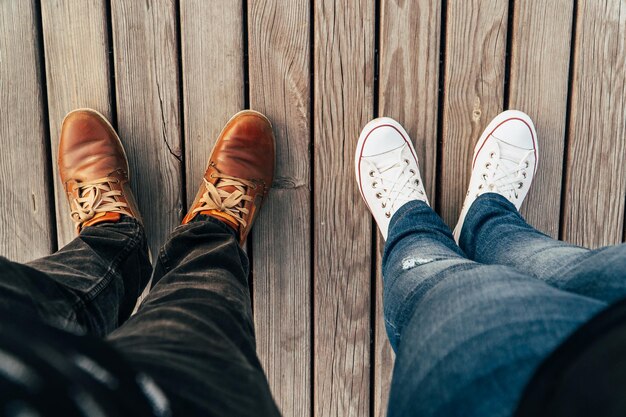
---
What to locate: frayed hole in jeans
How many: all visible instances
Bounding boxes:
[401,256,435,270]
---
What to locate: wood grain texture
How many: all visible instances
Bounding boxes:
[0,0,54,262]
[40,0,112,248]
[180,0,244,203]
[111,0,183,257]
[439,0,508,227]
[375,1,442,415]
[314,1,374,416]
[509,0,574,238]
[379,0,441,201]
[248,1,311,416]
[562,0,626,248]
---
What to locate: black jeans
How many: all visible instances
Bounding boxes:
[0,216,279,416]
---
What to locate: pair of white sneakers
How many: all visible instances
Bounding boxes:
[355,110,538,242]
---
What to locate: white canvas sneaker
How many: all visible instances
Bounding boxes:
[453,110,539,242]
[355,117,428,240]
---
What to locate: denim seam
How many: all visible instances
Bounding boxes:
[70,223,143,312]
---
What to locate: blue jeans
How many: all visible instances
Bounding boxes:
[383,193,626,417]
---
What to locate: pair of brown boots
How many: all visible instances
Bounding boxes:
[59,109,275,244]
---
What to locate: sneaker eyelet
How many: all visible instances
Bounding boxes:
[518,182,523,189]
[478,184,484,190]
[409,169,415,175]
[381,203,386,208]
[490,152,496,158]
[482,174,488,180]
[369,170,375,177]
[525,161,530,168]
[485,162,491,168]
[385,212,391,218]
[522,172,527,178]
[375,192,382,199]
[415,179,420,185]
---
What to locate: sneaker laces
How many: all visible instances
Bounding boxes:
[478,148,533,200]
[191,173,255,228]
[367,157,424,218]
[70,177,132,225]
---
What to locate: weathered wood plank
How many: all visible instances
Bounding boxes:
[314,1,375,416]
[248,1,311,416]
[0,0,54,262]
[373,241,394,417]
[509,0,574,238]
[375,1,442,415]
[111,0,183,257]
[562,0,626,248]
[40,0,112,248]
[180,0,244,203]
[439,0,509,227]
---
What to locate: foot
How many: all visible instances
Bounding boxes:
[453,110,538,242]
[59,108,142,233]
[355,117,428,240]
[182,110,275,245]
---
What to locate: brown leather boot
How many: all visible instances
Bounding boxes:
[182,110,275,245]
[59,108,142,233]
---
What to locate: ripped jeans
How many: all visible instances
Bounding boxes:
[382,194,626,417]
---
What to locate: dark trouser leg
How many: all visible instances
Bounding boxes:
[460,193,626,303]
[383,201,605,417]
[0,217,151,335]
[107,217,279,417]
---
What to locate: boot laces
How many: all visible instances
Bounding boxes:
[368,158,424,218]
[70,177,131,225]
[192,173,255,228]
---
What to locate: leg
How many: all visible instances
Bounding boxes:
[108,111,279,416]
[0,217,151,336]
[383,201,605,417]
[0,108,152,335]
[459,193,626,303]
[108,217,279,416]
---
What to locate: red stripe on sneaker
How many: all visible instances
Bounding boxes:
[472,117,538,173]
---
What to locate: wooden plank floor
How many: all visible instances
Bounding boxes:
[1,1,625,416]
